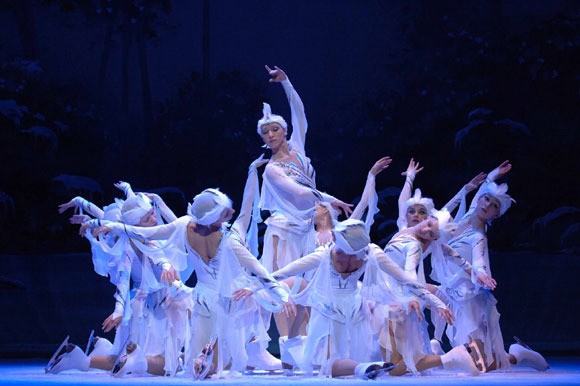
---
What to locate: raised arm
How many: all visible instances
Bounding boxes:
[92,216,184,242]
[145,193,178,223]
[466,160,512,216]
[351,156,392,230]
[442,172,486,218]
[265,65,307,155]
[397,159,423,230]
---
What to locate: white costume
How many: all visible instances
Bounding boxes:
[273,228,447,376]
[257,78,336,272]
[85,192,191,375]
[101,189,289,377]
[434,169,513,370]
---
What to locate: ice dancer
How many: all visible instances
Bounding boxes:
[434,161,549,372]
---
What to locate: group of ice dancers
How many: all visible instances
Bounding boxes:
[46,65,549,380]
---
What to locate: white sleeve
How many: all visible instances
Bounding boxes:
[107,219,180,241]
[397,175,414,230]
[471,234,490,276]
[282,78,308,156]
[72,196,105,219]
[272,248,326,278]
[372,244,446,309]
[152,196,178,223]
[232,160,262,240]
[350,173,379,232]
[442,186,467,217]
[264,164,323,210]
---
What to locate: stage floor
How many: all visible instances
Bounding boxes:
[1,357,579,385]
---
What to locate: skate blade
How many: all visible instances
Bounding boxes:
[45,335,69,373]
[513,336,532,350]
[467,340,487,373]
[367,363,402,379]
[84,330,94,356]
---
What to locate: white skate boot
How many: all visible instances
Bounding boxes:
[354,361,397,379]
[246,340,282,370]
[87,337,114,359]
[509,336,549,371]
[430,339,445,355]
[441,343,484,376]
[46,339,90,374]
[111,342,148,377]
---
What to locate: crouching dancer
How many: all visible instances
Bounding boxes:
[91,188,294,379]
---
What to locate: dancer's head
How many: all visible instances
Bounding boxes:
[404,189,434,227]
[188,188,234,227]
[476,182,514,222]
[332,219,370,260]
[257,103,287,149]
[414,208,457,242]
[314,202,339,227]
[121,193,156,226]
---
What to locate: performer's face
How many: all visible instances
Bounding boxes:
[476,194,501,222]
[139,209,157,227]
[406,204,428,226]
[260,123,286,149]
[415,217,440,240]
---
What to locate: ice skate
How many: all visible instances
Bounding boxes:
[87,336,113,358]
[45,335,69,373]
[46,340,90,374]
[354,361,397,379]
[111,342,147,377]
[441,344,483,376]
[193,341,216,380]
[509,336,549,371]
[430,339,445,355]
[246,340,282,370]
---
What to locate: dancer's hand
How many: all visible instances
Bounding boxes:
[401,158,424,180]
[78,222,92,237]
[370,156,392,176]
[331,199,354,217]
[114,181,132,195]
[93,226,111,237]
[249,154,269,172]
[465,172,487,192]
[161,266,180,286]
[58,199,78,214]
[70,214,90,224]
[102,313,122,333]
[438,307,455,325]
[281,297,297,318]
[265,65,287,82]
[495,160,512,179]
[232,288,253,301]
[477,272,497,290]
[408,301,423,321]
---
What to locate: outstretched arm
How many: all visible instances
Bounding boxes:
[443,172,486,217]
[467,160,512,214]
[272,248,326,278]
[58,196,105,219]
[265,65,307,155]
[145,193,178,223]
